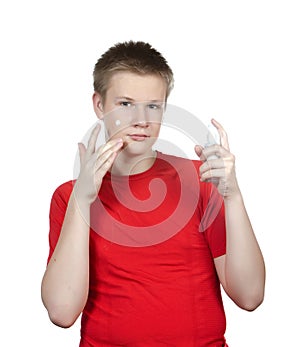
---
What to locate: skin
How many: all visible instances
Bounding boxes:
[93,71,166,176]
[41,72,167,327]
[41,71,265,329]
[195,119,265,310]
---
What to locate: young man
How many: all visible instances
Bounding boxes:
[41,41,265,346]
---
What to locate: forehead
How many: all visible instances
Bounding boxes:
[106,71,167,101]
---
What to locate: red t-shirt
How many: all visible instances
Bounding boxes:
[48,152,227,346]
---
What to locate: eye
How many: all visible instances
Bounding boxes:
[119,101,132,107]
[148,103,162,110]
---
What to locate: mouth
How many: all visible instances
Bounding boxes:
[127,134,150,141]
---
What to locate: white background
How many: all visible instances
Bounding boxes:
[1,1,299,346]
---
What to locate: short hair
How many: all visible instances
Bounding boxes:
[93,41,174,103]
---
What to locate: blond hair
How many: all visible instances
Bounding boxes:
[93,41,174,103]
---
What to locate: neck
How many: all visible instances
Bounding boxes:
[111,149,157,176]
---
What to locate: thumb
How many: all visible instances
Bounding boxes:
[194,144,203,158]
[78,142,87,166]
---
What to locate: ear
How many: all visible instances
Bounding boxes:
[92,92,104,120]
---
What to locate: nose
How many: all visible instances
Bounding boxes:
[132,103,149,127]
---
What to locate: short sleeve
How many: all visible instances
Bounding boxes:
[47,180,74,264]
[199,181,226,258]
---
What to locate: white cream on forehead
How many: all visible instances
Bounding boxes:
[115,119,121,126]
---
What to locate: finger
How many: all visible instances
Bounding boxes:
[199,158,226,175]
[95,150,118,180]
[211,118,230,151]
[96,138,123,159]
[199,144,229,161]
[86,123,101,156]
[194,145,203,158]
[78,142,87,167]
[95,141,123,170]
[200,168,226,182]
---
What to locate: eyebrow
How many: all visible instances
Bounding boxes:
[115,96,135,101]
[115,96,165,103]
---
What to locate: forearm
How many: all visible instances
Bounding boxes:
[223,191,265,310]
[41,193,90,327]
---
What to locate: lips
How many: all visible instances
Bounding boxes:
[128,134,150,141]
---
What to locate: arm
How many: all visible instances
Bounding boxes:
[41,124,123,327]
[214,192,265,311]
[195,119,265,311]
[41,193,90,328]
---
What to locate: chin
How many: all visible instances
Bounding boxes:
[122,139,156,157]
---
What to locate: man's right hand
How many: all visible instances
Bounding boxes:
[74,123,123,205]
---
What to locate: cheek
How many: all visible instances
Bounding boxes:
[151,123,162,137]
[105,123,128,141]
[104,119,135,142]
[103,108,134,140]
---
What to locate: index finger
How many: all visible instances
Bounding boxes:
[211,118,230,151]
[86,123,101,156]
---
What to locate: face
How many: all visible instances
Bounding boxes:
[93,71,167,157]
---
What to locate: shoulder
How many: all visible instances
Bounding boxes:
[51,180,75,206]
